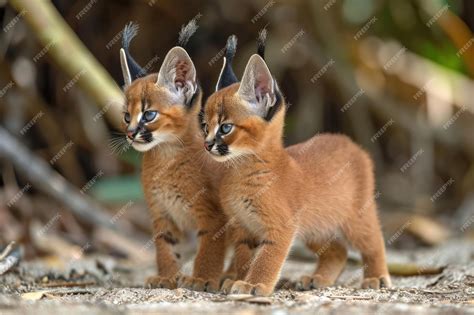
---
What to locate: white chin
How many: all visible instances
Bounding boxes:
[208,151,233,162]
[131,141,160,152]
[128,133,172,152]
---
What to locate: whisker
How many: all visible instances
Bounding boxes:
[245,148,266,165]
[170,134,186,149]
[108,134,132,156]
[194,150,208,173]
[111,131,126,136]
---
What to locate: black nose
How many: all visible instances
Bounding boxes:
[204,140,215,151]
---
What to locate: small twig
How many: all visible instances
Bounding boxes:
[326,295,372,300]
[226,294,273,304]
[41,280,96,288]
[48,288,98,296]
[0,241,16,260]
[0,241,21,275]
[421,289,462,294]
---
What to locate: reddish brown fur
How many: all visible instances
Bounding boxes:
[203,83,390,296]
[174,60,191,87]
[123,74,229,292]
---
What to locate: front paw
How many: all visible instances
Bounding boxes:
[295,274,333,291]
[145,275,178,289]
[361,275,391,289]
[230,280,273,296]
[219,272,236,286]
[178,275,219,293]
[221,278,236,294]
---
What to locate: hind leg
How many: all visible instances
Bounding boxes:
[296,238,347,290]
[346,205,391,289]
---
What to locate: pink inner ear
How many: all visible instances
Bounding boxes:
[174,60,191,88]
[255,72,272,98]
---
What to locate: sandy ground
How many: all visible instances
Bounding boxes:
[1,240,473,315]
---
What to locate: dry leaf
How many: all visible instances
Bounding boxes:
[21,291,48,301]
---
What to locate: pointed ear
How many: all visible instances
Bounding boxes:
[237,54,277,118]
[156,46,197,105]
[120,48,132,87]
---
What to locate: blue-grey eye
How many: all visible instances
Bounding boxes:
[220,123,233,134]
[143,111,158,122]
[124,112,131,124]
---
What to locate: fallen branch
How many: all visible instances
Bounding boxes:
[0,125,119,230]
[0,126,153,260]
[41,280,96,288]
[94,227,154,263]
[0,241,21,275]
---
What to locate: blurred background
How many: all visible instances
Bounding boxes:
[0,0,473,265]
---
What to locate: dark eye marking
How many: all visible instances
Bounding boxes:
[158,231,178,245]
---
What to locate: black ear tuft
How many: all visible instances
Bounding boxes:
[187,82,201,108]
[122,22,147,80]
[264,81,284,121]
[257,28,267,59]
[225,35,237,63]
[216,35,239,91]
[178,18,199,47]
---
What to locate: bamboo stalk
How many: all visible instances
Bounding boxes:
[7,0,123,128]
[438,10,474,77]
